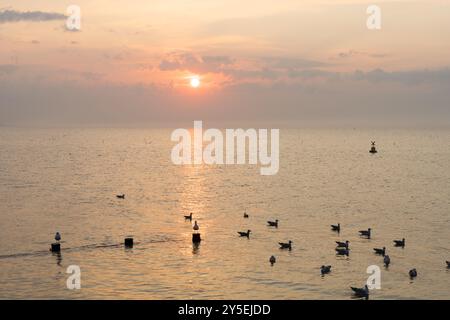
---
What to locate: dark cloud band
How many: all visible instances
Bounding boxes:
[0,9,66,23]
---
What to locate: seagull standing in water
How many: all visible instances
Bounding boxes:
[55,232,61,242]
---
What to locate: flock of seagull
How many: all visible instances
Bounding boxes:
[182,211,449,299]
[51,193,447,299]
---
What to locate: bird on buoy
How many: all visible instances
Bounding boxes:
[193,221,199,232]
[393,238,405,247]
[409,268,417,278]
[238,230,251,238]
[184,212,193,221]
[331,223,340,232]
[369,141,378,154]
[321,265,332,275]
[55,232,61,242]
[243,212,249,218]
[269,255,276,266]
[267,220,279,228]
[384,255,391,267]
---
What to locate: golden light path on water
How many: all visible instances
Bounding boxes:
[0,127,449,299]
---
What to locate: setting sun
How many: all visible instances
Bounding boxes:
[190,76,200,88]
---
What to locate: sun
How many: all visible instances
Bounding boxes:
[190,76,200,88]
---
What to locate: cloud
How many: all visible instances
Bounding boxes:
[158,51,234,74]
[0,9,66,23]
[334,50,388,60]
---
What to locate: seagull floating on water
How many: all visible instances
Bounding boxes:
[331,223,340,232]
[336,248,350,256]
[373,247,386,256]
[351,285,369,298]
[267,220,278,228]
[409,268,417,278]
[359,228,371,239]
[116,194,125,199]
[384,255,391,267]
[193,221,199,232]
[184,212,193,221]
[55,232,61,242]
[279,240,292,250]
[336,240,349,248]
[238,230,251,238]
[321,265,332,275]
[269,256,276,266]
[243,212,249,218]
[393,238,405,247]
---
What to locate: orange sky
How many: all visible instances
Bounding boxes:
[1,1,450,126]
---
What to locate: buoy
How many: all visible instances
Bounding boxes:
[124,237,134,248]
[192,233,201,243]
[50,243,61,252]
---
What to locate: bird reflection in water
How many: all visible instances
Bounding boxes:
[192,242,200,254]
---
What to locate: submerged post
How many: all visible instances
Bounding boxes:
[124,237,134,248]
[50,243,61,252]
[192,233,201,243]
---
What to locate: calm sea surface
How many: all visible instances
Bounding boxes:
[0,127,449,299]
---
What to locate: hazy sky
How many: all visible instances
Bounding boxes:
[1,0,450,126]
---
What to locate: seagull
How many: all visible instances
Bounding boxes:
[116,194,125,199]
[243,212,249,218]
[267,220,278,228]
[393,238,405,247]
[359,228,371,239]
[184,212,193,221]
[373,247,386,256]
[331,223,340,232]
[238,230,251,238]
[279,240,292,250]
[336,248,350,256]
[409,268,417,278]
[446,261,450,268]
[351,285,369,298]
[55,232,61,242]
[384,255,391,267]
[321,265,332,275]
[269,256,276,266]
[336,240,349,248]
[193,221,199,231]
